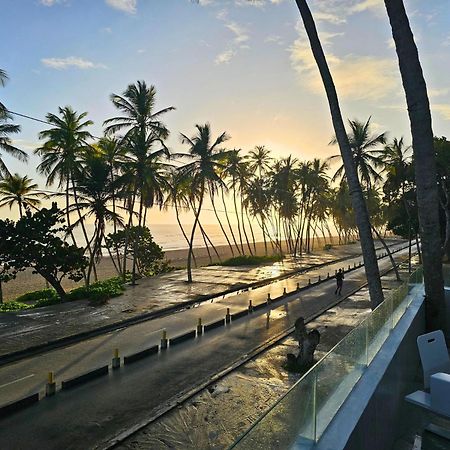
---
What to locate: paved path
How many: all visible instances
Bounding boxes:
[0,240,403,359]
[0,243,410,449]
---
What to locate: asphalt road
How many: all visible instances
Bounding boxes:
[0,242,410,450]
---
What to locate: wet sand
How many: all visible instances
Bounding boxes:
[2,236,342,301]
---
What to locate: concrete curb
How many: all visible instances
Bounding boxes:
[123,346,159,365]
[203,319,225,333]
[61,365,109,390]
[0,243,404,367]
[169,331,196,347]
[0,393,39,419]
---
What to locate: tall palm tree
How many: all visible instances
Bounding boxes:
[295,0,384,309]
[0,174,47,217]
[0,69,27,177]
[179,123,230,282]
[330,117,386,189]
[104,81,174,283]
[35,106,94,254]
[70,153,124,283]
[247,145,272,179]
[384,0,445,333]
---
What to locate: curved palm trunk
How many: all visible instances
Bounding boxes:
[240,199,253,255]
[199,220,221,263]
[245,209,257,254]
[131,193,144,285]
[122,191,137,281]
[221,187,241,254]
[210,192,234,256]
[187,184,205,283]
[110,169,122,275]
[296,0,384,309]
[371,225,401,281]
[384,0,445,332]
[174,200,197,268]
[232,183,245,254]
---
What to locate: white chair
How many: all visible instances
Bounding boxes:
[417,330,450,389]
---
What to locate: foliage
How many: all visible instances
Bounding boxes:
[0,300,29,312]
[0,203,88,299]
[106,226,167,277]
[219,254,283,266]
[67,277,125,304]
[15,288,58,304]
[323,244,333,250]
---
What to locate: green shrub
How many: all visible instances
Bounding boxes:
[66,277,125,303]
[33,296,61,308]
[323,244,333,250]
[0,301,30,312]
[220,254,283,267]
[15,289,58,304]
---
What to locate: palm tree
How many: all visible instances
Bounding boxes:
[70,153,124,283]
[247,145,272,179]
[330,117,386,189]
[0,69,27,177]
[104,81,174,282]
[294,0,384,309]
[179,123,230,282]
[0,174,47,217]
[35,106,94,254]
[384,0,445,332]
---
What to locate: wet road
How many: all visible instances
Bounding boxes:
[0,242,410,449]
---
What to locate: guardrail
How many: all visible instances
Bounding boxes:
[229,266,424,450]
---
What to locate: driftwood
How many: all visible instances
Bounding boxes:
[286,317,320,371]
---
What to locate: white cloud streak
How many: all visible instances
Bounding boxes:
[105,0,137,14]
[41,56,107,70]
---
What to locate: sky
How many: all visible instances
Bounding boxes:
[0,0,449,224]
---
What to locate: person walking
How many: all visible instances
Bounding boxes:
[335,268,344,295]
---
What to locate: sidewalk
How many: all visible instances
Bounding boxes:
[0,239,403,360]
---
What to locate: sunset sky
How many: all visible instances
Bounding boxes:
[1,0,449,224]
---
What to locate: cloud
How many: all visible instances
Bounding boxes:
[226,22,249,44]
[265,35,284,45]
[433,104,450,121]
[429,88,450,98]
[314,0,383,24]
[215,49,236,65]
[105,0,136,14]
[39,0,65,5]
[100,27,112,34]
[41,56,107,70]
[289,31,401,101]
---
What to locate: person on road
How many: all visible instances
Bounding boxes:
[335,269,344,295]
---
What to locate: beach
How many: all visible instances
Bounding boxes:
[2,236,342,301]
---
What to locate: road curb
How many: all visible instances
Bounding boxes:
[61,365,109,390]
[0,393,39,419]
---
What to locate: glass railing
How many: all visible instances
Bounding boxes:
[229,267,424,450]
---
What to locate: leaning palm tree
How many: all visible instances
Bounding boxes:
[35,106,94,252]
[0,111,27,178]
[0,173,47,217]
[0,69,9,113]
[294,0,384,308]
[179,123,230,283]
[247,145,272,178]
[104,81,174,283]
[384,0,445,332]
[330,117,386,189]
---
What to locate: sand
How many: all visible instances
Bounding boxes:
[2,236,342,301]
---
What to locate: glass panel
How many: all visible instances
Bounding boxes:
[314,324,367,440]
[231,370,316,450]
[366,299,391,363]
[392,282,408,327]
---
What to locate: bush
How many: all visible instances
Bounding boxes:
[220,254,283,267]
[33,296,61,308]
[0,301,30,312]
[323,244,333,250]
[66,277,125,303]
[15,288,58,304]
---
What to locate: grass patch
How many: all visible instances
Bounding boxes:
[219,254,283,267]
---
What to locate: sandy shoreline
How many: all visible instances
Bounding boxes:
[2,236,342,301]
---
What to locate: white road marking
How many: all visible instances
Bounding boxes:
[0,373,35,390]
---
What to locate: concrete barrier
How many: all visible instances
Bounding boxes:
[253,302,266,311]
[170,330,196,346]
[231,310,248,321]
[123,345,158,365]
[61,365,109,390]
[0,393,39,418]
[204,319,225,332]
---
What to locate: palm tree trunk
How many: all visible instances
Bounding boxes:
[245,208,257,254]
[122,191,136,281]
[232,184,245,254]
[199,220,221,263]
[372,225,401,281]
[221,187,241,254]
[296,0,384,309]
[187,184,205,283]
[211,192,234,256]
[131,193,144,285]
[384,0,445,331]
[174,200,197,267]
